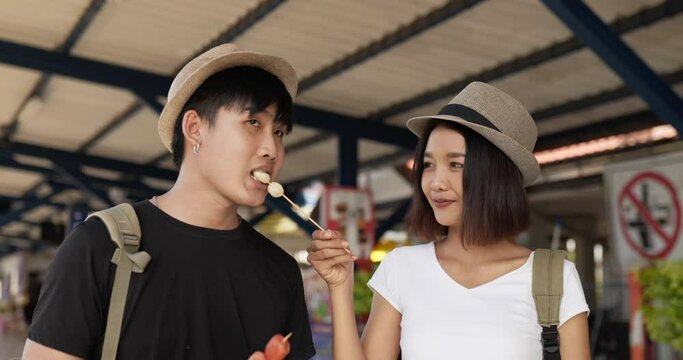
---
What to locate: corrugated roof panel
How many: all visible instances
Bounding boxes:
[628,14,683,73]
[87,106,166,163]
[12,155,54,170]
[71,0,262,75]
[295,0,574,116]
[0,65,42,126]
[22,205,59,223]
[586,0,664,21]
[537,83,683,137]
[0,167,43,196]
[296,0,666,117]
[360,139,399,162]
[490,14,683,113]
[2,222,29,236]
[537,95,648,136]
[236,0,448,80]
[141,177,174,191]
[491,49,623,112]
[80,167,123,181]
[12,76,136,151]
[385,95,451,126]
[361,167,412,205]
[51,189,85,205]
[0,0,90,50]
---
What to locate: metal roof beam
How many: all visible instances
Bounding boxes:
[283,65,683,153]
[135,91,164,113]
[0,39,171,96]
[53,163,112,207]
[337,134,358,186]
[285,108,672,192]
[283,148,412,192]
[0,40,417,148]
[0,182,71,227]
[0,156,162,199]
[0,141,177,180]
[61,0,106,52]
[293,107,415,149]
[542,0,683,135]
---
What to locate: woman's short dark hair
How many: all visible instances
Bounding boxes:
[171,66,293,168]
[406,120,530,246]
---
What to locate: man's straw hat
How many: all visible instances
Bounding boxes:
[158,44,298,152]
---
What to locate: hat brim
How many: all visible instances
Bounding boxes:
[406,115,540,186]
[158,51,298,152]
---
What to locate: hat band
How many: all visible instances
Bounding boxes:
[437,104,501,132]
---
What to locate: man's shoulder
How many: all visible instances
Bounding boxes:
[60,213,117,257]
[53,203,156,271]
[244,226,299,268]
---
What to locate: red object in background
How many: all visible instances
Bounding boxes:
[355,257,373,271]
[628,271,652,360]
[320,186,376,259]
[618,172,681,260]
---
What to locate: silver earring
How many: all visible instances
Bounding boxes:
[192,143,200,154]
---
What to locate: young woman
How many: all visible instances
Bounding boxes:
[307,82,590,359]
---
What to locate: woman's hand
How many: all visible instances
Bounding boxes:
[307,230,356,289]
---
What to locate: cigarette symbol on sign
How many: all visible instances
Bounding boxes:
[625,182,671,249]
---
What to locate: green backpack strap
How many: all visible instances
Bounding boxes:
[532,249,566,360]
[87,203,151,360]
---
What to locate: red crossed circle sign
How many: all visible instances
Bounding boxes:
[618,172,681,259]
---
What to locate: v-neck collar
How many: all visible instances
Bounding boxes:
[429,242,533,291]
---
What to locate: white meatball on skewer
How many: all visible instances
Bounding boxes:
[252,170,324,231]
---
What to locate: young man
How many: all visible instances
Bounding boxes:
[22,44,316,359]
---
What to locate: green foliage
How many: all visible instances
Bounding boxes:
[638,260,683,350]
[354,268,374,316]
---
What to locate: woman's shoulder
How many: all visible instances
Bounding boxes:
[386,242,434,262]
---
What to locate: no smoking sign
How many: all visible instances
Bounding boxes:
[617,172,681,259]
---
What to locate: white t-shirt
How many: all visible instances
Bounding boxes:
[367,242,589,360]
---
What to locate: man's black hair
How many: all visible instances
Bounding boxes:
[171,66,293,167]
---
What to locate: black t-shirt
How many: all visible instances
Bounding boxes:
[28,201,315,359]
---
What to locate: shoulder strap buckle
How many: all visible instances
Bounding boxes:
[541,325,560,353]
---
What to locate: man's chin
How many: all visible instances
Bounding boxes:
[241,194,267,208]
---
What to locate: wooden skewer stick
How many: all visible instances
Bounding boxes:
[255,171,352,255]
[281,193,352,255]
[283,332,293,342]
[280,193,324,231]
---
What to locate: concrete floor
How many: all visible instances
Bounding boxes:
[0,328,26,360]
